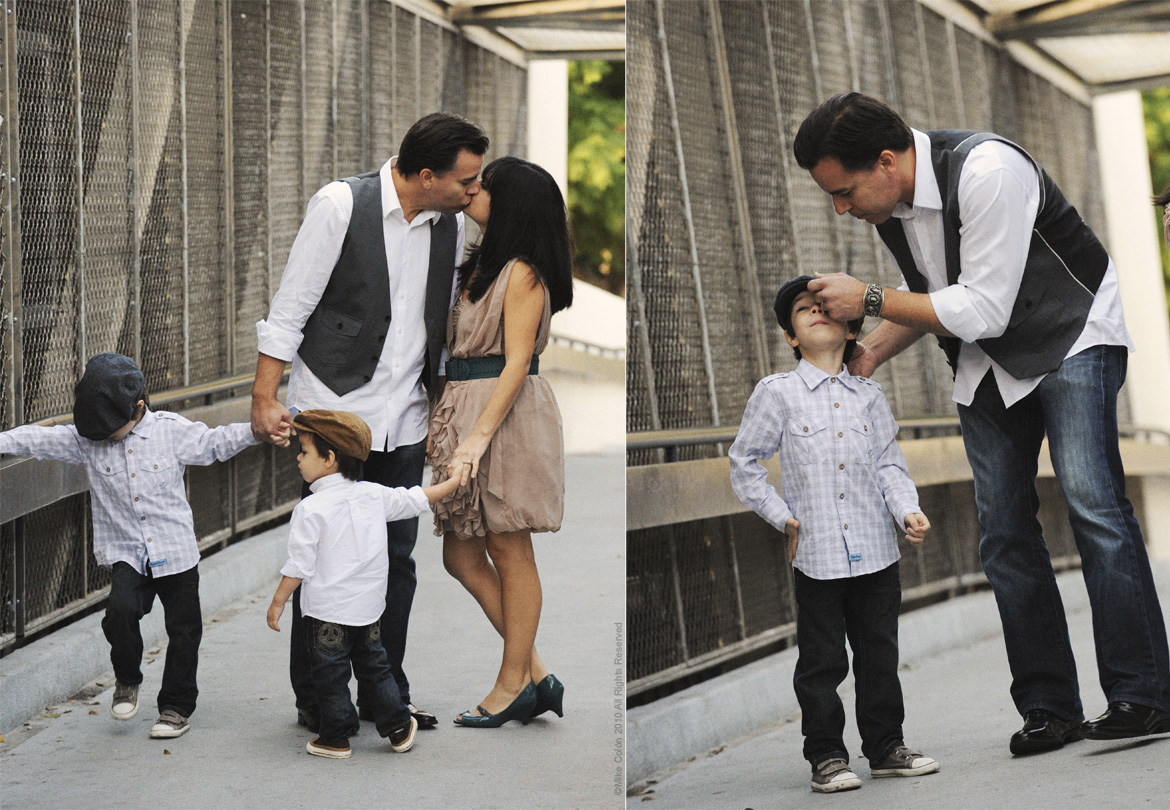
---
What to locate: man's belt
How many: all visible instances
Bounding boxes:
[446,355,539,381]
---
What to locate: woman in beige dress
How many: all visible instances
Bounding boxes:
[428,157,574,727]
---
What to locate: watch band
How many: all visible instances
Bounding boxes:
[863,283,884,318]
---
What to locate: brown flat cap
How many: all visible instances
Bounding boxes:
[292,409,372,461]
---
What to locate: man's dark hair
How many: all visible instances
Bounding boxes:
[1155,181,1170,208]
[396,112,489,178]
[459,156,574,314]
[302,431,363,482]
[793,93,913,172]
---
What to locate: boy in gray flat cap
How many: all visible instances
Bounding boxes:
[0,353,261,739]
[267,409,461,759]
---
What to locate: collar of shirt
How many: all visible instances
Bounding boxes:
[308,472,347,495]
[892,129,942,222]
[126,408,157,440]
[383,156,440,228]
[793,358,860,391]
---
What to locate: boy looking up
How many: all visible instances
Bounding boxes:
[267,409,461,759]
[729,276,938,793]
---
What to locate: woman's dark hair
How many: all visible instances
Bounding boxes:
[1155,182,1170,208]
[396,112,489,178]
[793,92,913,172]
[302,431,363,482]
[458,157,574,314]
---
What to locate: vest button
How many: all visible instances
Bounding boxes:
[377,335,385,342]
[336,322,344,329]
[363,375,371,382]
[370,356,378,362]
[384,315,391,322]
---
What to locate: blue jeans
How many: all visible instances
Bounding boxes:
[957,346,1170,721]
[103,562,202,717]
[304,616,411,741]
[290,438,426,711]
[793,562,905,766]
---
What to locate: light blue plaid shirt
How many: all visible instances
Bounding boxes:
[729,360,920,580]
[0,410,257,577]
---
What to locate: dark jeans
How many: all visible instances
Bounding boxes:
[304,616,411,741]
[957,346,1170,721]
[102,561,202,717]
[290,437,426,711]
[793,561,904,766]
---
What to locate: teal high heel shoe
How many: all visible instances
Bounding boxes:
[531,674,565,719]
[454,682,537,728]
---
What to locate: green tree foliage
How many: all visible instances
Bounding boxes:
[568,60,625,296]
[1142,87,1170,310]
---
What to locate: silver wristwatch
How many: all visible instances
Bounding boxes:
[863,283,884,318]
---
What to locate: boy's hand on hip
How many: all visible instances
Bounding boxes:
[785,518,800,562]
[904,512,930,546]
[267,600,285,631]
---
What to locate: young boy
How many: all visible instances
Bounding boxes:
[729,276,939,793]
[266,409,461,759]
[0,353,260,738]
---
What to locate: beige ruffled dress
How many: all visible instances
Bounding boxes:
[430,259,565,539]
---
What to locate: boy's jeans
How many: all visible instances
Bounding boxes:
[793,561,904,766]
[102,561,202,717]
[957,345,1170,720]
[304,615,412,741]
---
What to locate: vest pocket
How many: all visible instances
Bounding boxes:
[305,305,363,368]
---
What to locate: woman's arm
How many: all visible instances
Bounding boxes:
[450,261,545,486]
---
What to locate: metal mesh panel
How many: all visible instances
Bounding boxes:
[228,2,267,373]
[190,461,231,543]
[20,496,88,627]
[0,523,14,638]
[303,0,335,193]
[137,0,186,391]
[368,0,395,158]
[440,28,464,114]
[17,0,81,421]
[627,525,684,682]
[394,6,418,135]
[730,511,795,637]
[268,0,305,288]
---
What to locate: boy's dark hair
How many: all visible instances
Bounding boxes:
[458,156,574,314]
[302,431,363,481]
[793,93,913,172]
[396,112,489,178]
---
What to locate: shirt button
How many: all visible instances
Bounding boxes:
[802,426,809,432]
[843,524,849,530]
[127,449,133,454]
[839,493,845,499]
[837,431,844,438]
[830,377,837,383]
[131,472,136,478]
[105,467,111,472]
[839,464,845,470]
[147,537,152,542]
[152,464,158,469]
[134,496,139,502]
[140,515,146,521]
[834,402,840,408]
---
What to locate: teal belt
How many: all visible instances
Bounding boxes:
[446,355,539,381]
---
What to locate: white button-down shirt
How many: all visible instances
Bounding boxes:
[281,473,429,626]
[888,128,1132,407]
[0,410,258,576]
[730,361,920,580]
[256,157,463,451]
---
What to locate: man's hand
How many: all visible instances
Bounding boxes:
[847,342,879,378]
[784,518,800,563]
[904,512,931,546]
[251,396,293,447]
[806,273,867,322]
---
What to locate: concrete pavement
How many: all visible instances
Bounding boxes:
[628,560,1170,809]
[0,454,625,810]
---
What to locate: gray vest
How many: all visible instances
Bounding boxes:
[875,130,1108,379]
[298,171,457,398]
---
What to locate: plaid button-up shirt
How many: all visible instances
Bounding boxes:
[0,410,257,577]
[729,360,920,580]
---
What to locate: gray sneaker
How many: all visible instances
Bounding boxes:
[811,758,861,793]
[149,709,190,738]
[110,682,140,720]
[870,745,940,777]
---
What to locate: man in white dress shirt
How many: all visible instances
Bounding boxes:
[252,112,489,732]
[792,93,1170,756]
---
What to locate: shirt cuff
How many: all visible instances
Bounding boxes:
[280,559,309,580]
[256,320,303,363]
[929,285,992,342]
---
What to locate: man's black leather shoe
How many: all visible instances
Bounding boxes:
[1009,709,1082,755]
[1081,701,1170,740]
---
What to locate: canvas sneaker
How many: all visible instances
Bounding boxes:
[811,758,861,793]
[110,682,140,720]
[149,709,190,738]
[870,746,940,777]
[306,737,352,759]
[389,716,418,753]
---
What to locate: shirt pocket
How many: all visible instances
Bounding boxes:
[786,416,830,464]
[849,417,875,463]
[139,457,176,494]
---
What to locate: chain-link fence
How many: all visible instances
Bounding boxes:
[0,0,527,653]
[626,0,1115,697]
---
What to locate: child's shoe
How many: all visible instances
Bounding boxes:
[306,737,352,758]
[811,757,861,793]
[389,716,418,753]
[870,745,939,777]
[149,709,190,738]
[110,681,140,720]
